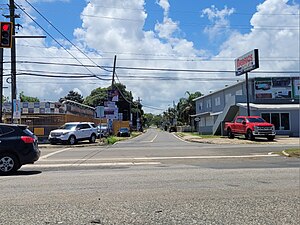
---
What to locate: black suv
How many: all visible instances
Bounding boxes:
[0,124,40,175]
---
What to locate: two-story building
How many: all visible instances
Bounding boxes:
[192,76,299,137]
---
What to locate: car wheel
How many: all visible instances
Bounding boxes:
[227,128,234,139]
[246,129,255,141]
[0,153,20,175]
[89,134,96,143]
[68,135,77,145]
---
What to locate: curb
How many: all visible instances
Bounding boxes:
[282,150,290,157]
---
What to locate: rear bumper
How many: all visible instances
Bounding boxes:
[19,147,40,165]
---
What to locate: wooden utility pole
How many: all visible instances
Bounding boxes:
[9,0,17,123]
[111,55,117,89]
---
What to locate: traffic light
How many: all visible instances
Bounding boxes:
[0,22,12,48]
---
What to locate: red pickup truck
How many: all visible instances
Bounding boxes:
[224,116,276,141]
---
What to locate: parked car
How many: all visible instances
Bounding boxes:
[48,122,98,145]
[117,127,130,137]
[0,123,40,175]
[224,116,276,141]
[97,125,108,138]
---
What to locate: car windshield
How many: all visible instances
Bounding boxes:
[247,118,266,123]
[60,124,77,130]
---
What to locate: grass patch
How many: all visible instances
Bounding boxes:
[275,148,300,157]
[105,132,143,145]
[283,148,300,157]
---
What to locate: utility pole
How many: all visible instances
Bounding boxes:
[136,97,141,131]
[111,55,117,89]
[9,0,17,123]
[0,48,3,123]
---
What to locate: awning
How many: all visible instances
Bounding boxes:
[210,111,223,116]
[237,103,299,110]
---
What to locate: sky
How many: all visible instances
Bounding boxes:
[1,0,299,114]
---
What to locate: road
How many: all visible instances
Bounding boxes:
[0,129,299,225]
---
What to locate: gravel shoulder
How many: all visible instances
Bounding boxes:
[177,133,300,145]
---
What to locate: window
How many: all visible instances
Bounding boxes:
[261,113,290,130]
[0,126,14,136]
[281,113,290,130]
[236,118,245,123]
[206,99,212,108]
[199,102,203,110]
[215,97,221,106]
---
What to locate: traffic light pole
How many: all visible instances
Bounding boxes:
[0,48,3,123]
[9,0,17,123]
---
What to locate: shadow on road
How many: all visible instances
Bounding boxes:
[0,170,42,177]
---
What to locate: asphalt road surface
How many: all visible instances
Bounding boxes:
[0,129,299,225]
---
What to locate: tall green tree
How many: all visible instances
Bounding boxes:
[84,87,108,106]
[59,90,84,104]
[177,91,203,124]
[19,91,39,102]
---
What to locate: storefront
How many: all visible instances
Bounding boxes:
[192,76,299,137]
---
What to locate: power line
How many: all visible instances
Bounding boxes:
[80,14,299,30]
[15,1,109,81]
[10,60,300,74]
[23,0,112,74]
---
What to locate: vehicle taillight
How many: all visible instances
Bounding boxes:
[21,136,35,144]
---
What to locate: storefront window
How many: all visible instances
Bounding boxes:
[280,113,290,130]
[261,113,270,123]
[261,113,290,130]
[271,113,280,130]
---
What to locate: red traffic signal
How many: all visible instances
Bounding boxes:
[0,22,12,48]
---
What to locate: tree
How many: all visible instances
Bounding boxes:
[84,83,140,122]
[84,87,108,106]
[176,91,203,124]
[19,91,39,102]
[59,90,84,104]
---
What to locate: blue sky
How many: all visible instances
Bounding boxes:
[1,0,299,114]
[30,0,263,53]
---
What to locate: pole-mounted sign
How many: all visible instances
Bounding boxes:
[235,49,259,76]
[235,49,259,116]
[0,22,13,48]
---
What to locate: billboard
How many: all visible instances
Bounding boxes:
[254,77,292,99]
[235,49,259,76]
[292,77,300,99]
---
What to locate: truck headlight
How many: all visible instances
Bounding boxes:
[272,125,275,131]
[254,126,258,132]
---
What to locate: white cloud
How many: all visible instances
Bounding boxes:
[9,0,299,115]
[201,5,235,41]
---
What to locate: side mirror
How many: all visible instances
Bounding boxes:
[242,121,246,125]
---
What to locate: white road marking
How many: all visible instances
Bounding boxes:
[141,134,158,143]
[23,162,161,168]
[172,133,191,144]
[40,154,279,162]
[40,148,73,160]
